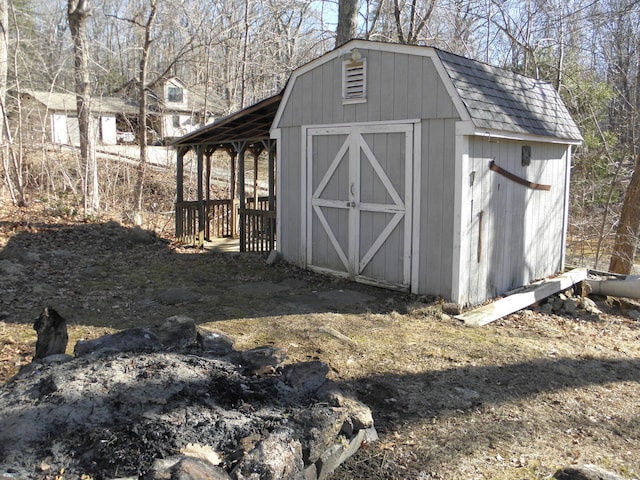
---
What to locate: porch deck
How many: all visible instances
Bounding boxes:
[175,196,275,253]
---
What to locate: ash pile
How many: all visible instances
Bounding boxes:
[0,310,377,480]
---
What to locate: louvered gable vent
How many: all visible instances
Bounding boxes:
[342,57,367,103]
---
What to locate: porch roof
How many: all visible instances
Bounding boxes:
[171,93,282,149]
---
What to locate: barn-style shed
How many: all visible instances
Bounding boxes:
[270,40,582,306]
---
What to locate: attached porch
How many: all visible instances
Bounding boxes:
[172,94,281,252]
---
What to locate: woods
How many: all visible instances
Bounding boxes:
[0,0,639,272]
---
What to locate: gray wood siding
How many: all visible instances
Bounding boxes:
[275,46,571,303]
[418,119,457,299]
[277,50,458,128]
[278,126,303,264]
[465,138,568,304]
[277,48,462,297]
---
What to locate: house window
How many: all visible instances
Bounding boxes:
[168,86,183,103]
[172,115,181,128]
[342,50,366,104]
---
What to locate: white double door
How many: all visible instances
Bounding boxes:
[306,123,414,289]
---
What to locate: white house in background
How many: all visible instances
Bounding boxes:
[15,78,223,147]
[17,90,139,146]
[116,76,224,144]
[155,77,200,140]
[270,39,583,306]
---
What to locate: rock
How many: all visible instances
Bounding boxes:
[316,429,365,480]
[198,331,235,356]
[1,325,373,480]
[50,249,74,259]
[0,244,40,263]
[553,464,627,480]
[74,327,161,356]
[283,361,329,395]
[442,303,461,315]
[304,463,317,480]
[153,288,201,305]
[0,259,24,275]
[266,250,280,266]
[126,226,156,245]
[33,307,69,360]
[152,315,198,350]
[551,297,565,312]
[337,396,374,435]
[628,309,640,320]
[562,298,578,317]
[316,443,344,480]
[579,296,602,314]
[538,302,554,314]
[232,428,305,480]
[239,346,287,375]
[144,456,231,480]
[294,406,348,464]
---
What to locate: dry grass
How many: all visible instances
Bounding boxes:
[1,183,640,479]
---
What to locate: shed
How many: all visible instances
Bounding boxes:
[269,40,582,306]
[16,90,139,146]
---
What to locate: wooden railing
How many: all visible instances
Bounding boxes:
[175,201,201,244]
[175,199,233,244]
[240,208,276,252]
[175,197,276,252]
[208,199,233,238]
[246,196,271,211]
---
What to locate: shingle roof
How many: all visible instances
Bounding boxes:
[171,94,282,147]
[435,49,582,142]
[23,90,139,115]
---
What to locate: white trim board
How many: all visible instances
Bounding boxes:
[455,268,588,326]
[305,122,415,288]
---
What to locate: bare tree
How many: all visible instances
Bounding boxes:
[0,0,6,147]
[605,0,640,273]
[68,0,99,214]
[393,0,436,44]
[336,0,359,46]
[609,157,640,273]
[132,0,158,220]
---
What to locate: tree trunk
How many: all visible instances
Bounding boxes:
[2,1,27,207]
[336,0,358,47]
[132,0,157,222]
[609,155,640,274]
[0,0,7,146]
[68,0,99,215]
[33,307,68,360]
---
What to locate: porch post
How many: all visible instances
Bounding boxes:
[196,144,205,247]
[264,139,277,251]
[205,146,216,241]
[264,139,276,212]
[175,146,187,240]
[254,148,259,209]
[229,149,237,237]
[233,141,248,252]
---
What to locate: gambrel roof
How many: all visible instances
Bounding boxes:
[435,49,582,142]
[270,40,581,145]
[173,40,582,151]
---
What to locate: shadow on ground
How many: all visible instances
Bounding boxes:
[0,221,413,327]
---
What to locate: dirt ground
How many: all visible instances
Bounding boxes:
[1,204,639,479]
